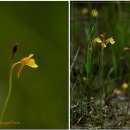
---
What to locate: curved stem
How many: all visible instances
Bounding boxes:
[0,67,13,122]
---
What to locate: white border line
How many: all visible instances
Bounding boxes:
[0,0,69,1]
[68,0,70,129]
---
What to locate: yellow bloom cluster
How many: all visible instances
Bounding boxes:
[113,82,128,96]
[92,36,115,48]
[81,8,98,17]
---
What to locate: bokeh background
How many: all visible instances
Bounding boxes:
[0,1,68,128]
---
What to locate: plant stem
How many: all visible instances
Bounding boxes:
[0,67,13,122]
[99,46,104,128]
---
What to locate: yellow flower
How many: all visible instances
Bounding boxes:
[83,77,88,82]
[101,43,106,48]
[122,82,128,89]
[113,89,122,95]
[91,9,98,17]
[106,38,115,44]
[12,54,38,78]
[92,37,102,45]
[81,8,88,15]
[101,33,105,37]
[92,35,115,48]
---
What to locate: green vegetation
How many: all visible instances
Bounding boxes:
[71,2,130,128]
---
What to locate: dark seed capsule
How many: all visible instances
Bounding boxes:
[12,42,18,57]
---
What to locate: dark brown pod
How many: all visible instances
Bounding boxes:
[12,42,18,57]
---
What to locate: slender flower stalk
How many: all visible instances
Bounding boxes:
[0,66,13,122]
[92,34,115,127]
[99,44,104,127]
[0,52,38,122]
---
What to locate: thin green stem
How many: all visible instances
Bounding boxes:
[99,46,104,128]
[0,67,13,122]
[70,47,80,73]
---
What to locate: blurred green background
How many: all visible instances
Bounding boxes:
[0,1,68,128]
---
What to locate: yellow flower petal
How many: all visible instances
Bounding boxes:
[96,37,102,43]
[92,37,102,45]
[12,53,38,78]
[26,59,38,68]
[21,57,30,64]
[109,38,115,44]
[101,43,106,48]
[103,43,106,48]
[106,38,115,44]
[29,54,34,58]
